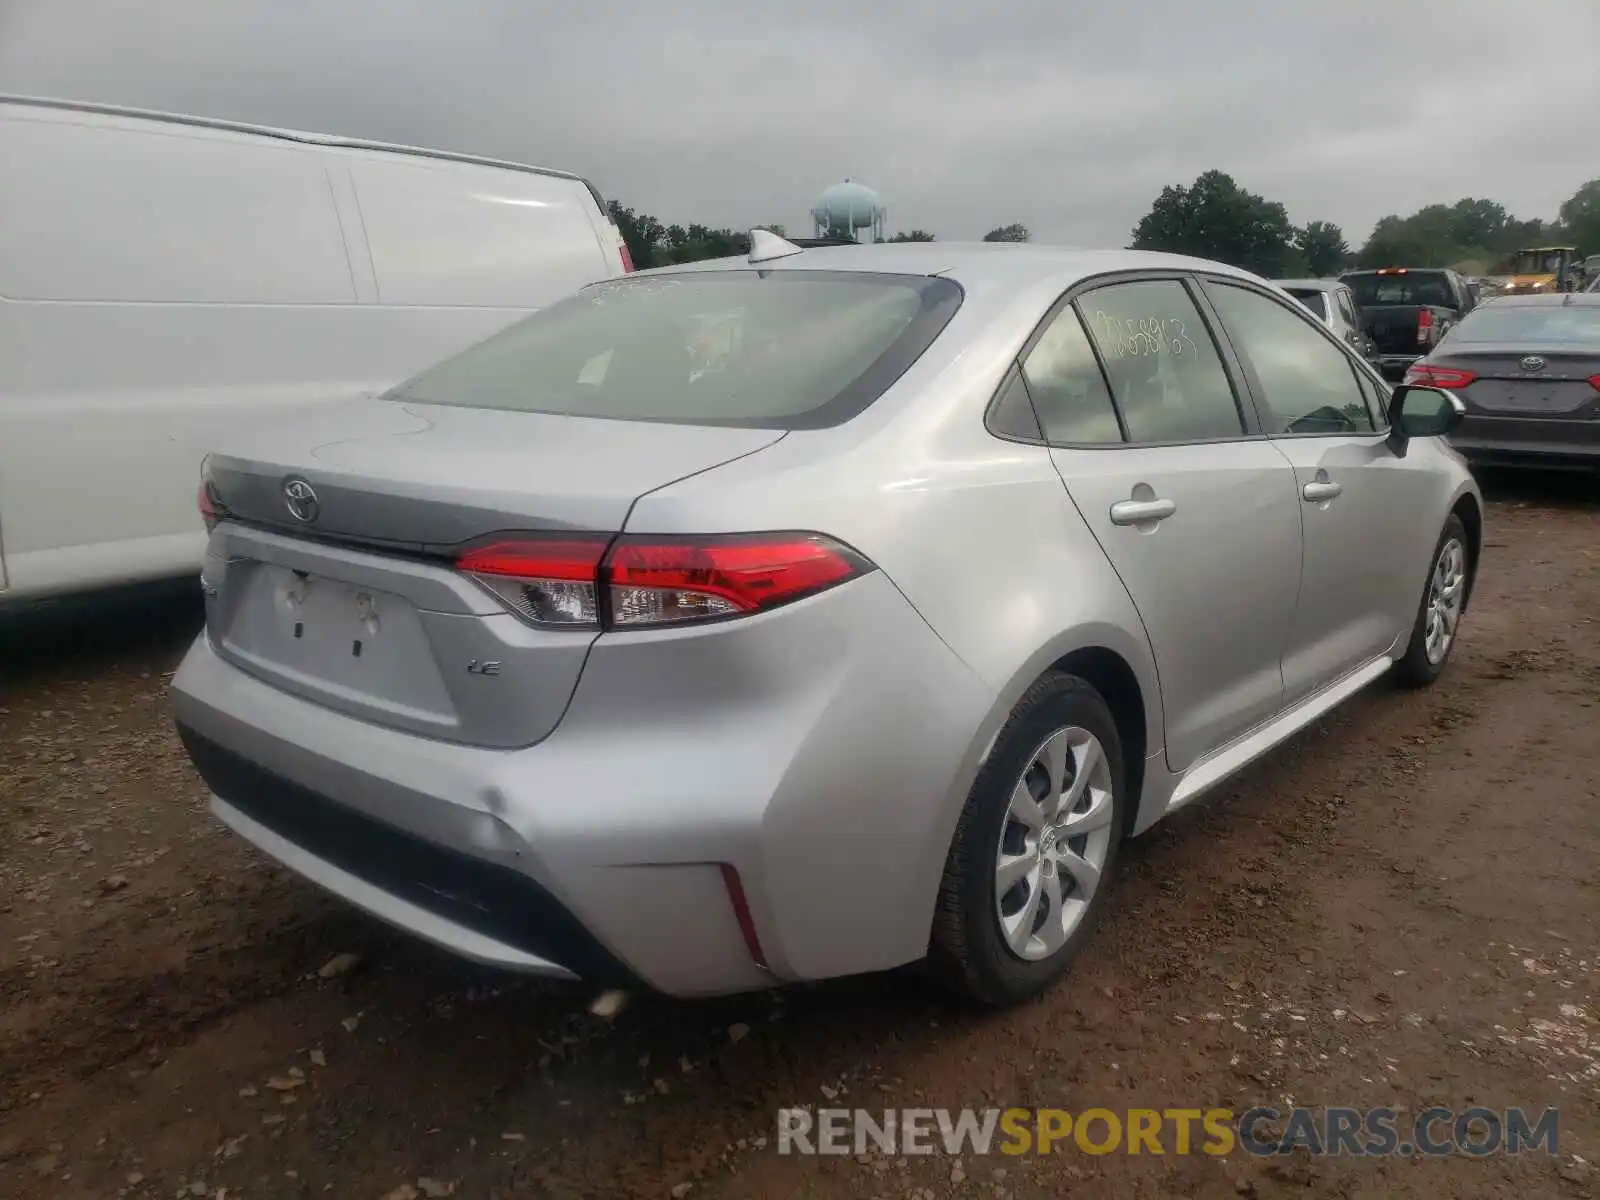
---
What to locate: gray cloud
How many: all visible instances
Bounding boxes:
[2,0,1597,246]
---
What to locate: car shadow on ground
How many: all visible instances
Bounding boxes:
[0,579,204,684]
[1471,465,1598,510]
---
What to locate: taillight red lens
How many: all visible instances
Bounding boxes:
[456,538,609,628]
[606,534,868,627]
[1416,308,1434,345]
[720,864,768,970]
[615,231,635,273]
[1404,364,1476,389]
[198,457,223,532]
[1589,374,1600,392]
[454,533,870,629]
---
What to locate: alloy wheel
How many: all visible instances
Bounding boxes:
[1425,537,1467,666]
[993,726,1115,961]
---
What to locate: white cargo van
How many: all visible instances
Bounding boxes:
[0,94,632,605]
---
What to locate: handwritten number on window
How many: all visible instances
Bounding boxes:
[1091,310,1197,360]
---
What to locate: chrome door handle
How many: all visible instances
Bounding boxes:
[1302,481,1342,502]
[1109,497,1177,526]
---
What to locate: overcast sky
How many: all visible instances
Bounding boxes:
[3,0,1597,247]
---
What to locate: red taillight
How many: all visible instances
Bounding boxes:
[606,534,867,627]
[198,457,223,532]
[720,864,768,970]
[454,532,870,630]
[456,538,609,628]
[1404,364,1476,389]
[1416,308,1434,345]
[1589,374,1600,392]
[614,229,635,273]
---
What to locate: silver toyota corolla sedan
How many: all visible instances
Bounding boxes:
[171,235,1483,1007]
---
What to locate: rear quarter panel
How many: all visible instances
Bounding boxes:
[626,290,1167,871]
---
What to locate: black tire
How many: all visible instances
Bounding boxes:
[928,672,1126,1007]
[1391,514,1470,690]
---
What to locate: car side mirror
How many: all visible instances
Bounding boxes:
[1387,384,1464,455]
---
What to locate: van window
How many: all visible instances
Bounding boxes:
[0,115,354,304]
[349,157,605,308]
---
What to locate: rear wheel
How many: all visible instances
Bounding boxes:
[929,672,1125,1007]
[1391,514,1470,689]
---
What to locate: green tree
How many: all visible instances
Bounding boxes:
[983,223,1030,243]
[606,202,759,267]
[1355,198,1549,269]
[607,201,665,270]
[1447,198,1513,252]
[1293,221,1350,277]
[1130,171,1297,276]
[1557,179,1600,255]
[889,230,936,242]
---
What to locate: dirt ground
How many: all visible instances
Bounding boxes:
[1,472,1596,1200]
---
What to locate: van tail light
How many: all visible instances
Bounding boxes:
[455,533,872,630]
[614,229,635,273]
[1416,308,1434,345]
[1404,364,1476,389]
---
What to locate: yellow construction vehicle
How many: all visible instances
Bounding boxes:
[1503,246,1581,293]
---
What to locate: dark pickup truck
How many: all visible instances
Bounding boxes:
[1339,268,1476,379]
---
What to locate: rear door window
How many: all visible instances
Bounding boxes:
[1287,290,1329,320]
[1336,289,1360,327]
[1019,306,1123,444]
[1076,280,1246,443]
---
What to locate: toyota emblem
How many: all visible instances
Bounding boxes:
[282,477,320,523]
[1519,355,1546,372]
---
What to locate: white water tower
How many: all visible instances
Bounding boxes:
[811,179,886,242]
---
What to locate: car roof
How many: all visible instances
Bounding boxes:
[1272,278,1342,291]
[1478,293,1600,308]
[632,241,1267,292]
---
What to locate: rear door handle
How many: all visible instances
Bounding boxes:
[1302,481,1342,502]
[1109,498,1177,526]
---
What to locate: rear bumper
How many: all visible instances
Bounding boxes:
[1449,416,1600,471]
[170,571,994,997]
[1375,354,1423,379]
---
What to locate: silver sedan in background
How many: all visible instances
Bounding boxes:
[172,237,1483,1007]
[1273,277,1381,365]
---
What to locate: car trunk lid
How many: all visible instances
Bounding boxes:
[1429,346,1600,418]
[201,399,784,748]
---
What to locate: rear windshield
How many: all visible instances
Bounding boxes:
[1445,304,1600,344]
[1285,289,1328,319]
[1343,273,1453,307]
[382,270,963,429]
